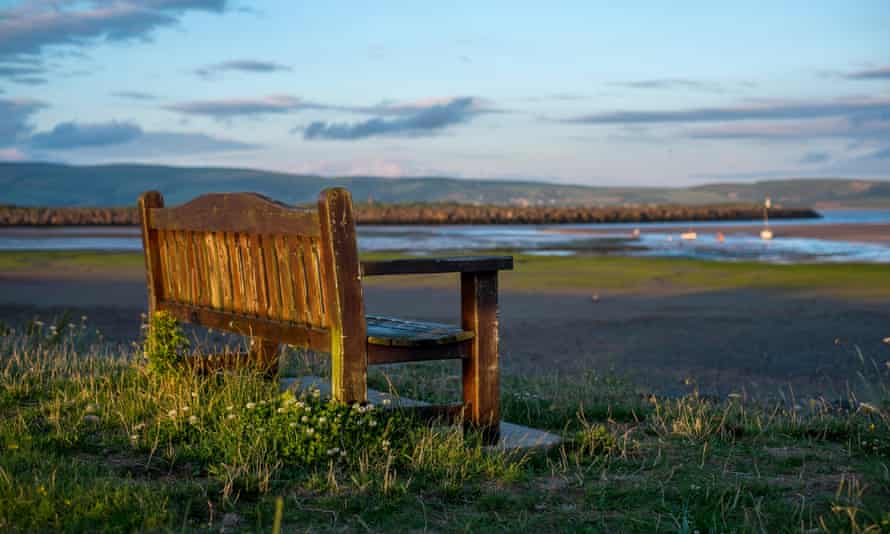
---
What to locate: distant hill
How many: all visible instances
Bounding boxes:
[1,162,888,207]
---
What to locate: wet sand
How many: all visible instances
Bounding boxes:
[549,222,890,244]
[2,268,888,400]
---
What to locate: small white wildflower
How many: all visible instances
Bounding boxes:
[276,407,285,414]
[366,404,375,411]
[352,403,361,411]
[167,409,177,418]
[301,415,309,423]
[259,400,267,405]
[317,416,327,424]
[84,403,98,414]
[312,389,321,398]
[381,440,391,450]
[285,398,296,406]
[226,405,234,411]
[727,393,742,400]
[382,398,392,406]
[882,336,890,344]
[246,402,256,410]
[188,415,198,425]
[227,414,236,420]
[134,423,146,431]
[326,447,339,456]
[340,450,347,457]
[81,315,88,322]
[181,406,189,412]
[306,427,315,435]
[295,401,305,408]
[33,320,44,327]
[191,392,198,398]
[289,422,297,428]
[68,323,76,329]
[304,406,311,413]
[130,434,139,442]
[368,419,377,427]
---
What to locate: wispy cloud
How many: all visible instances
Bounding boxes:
[165,95,329,118]
[30,121,143,149]
[302,97,489,140]
[609,78,728,93]
[798,151,830,165]
[685,116,890,143]
[843,66,890,80]
[0,97,47,146]
[112,91,158,101]
[0,0,229,60]
[24,120,259,155]
[562,97,890,125]
[195,59,292,78]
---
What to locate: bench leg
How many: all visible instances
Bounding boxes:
[461,271,501,444]
[249,337,279,376]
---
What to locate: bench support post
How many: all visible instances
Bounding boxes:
[461,271,500,444]
[249,337,280,376]
[318,188,368,404]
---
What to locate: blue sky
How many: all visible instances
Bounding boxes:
[1,1,888,186]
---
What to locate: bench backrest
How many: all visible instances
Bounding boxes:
[137,188,366,358]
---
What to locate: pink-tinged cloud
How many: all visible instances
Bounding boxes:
[165,95,329,118]
[0,147,27,161]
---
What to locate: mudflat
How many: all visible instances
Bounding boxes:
[2,253,888,401]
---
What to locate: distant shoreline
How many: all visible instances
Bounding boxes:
[0,203,819,226]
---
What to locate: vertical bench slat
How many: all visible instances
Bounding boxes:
[274,235,296,322]
[262,235,282,320]
[220,232,246,313]
[160,230,178,301]
[288,236,309,325]
[173,231,188,303]
[215,232,232,312]
[204,232,222,309]
[191,232,208,307]
[312,240,327,324]
[238,233,257,315]
[251,234,269,318]
[302,237,322,326]
[185,231,199,304]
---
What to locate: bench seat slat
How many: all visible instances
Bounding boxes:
[366,315,474,347]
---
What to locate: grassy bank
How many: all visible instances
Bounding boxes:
[0,318,888,532]
[3,249,890,298]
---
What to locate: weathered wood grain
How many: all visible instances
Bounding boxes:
[318,188,367,403]
[461,270,501,444]
[138,191,165,313]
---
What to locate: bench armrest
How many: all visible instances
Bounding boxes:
[360,256,513,276]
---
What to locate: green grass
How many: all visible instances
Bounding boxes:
[1,318,888,532]
[4,249,890,297]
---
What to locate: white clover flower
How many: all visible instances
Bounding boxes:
[246,402,257,410]
[227,414,236,420]
[340,450,347,457]
[295,401,305,409]
[259,400,267,405]
[276,407,285,414]
[304,406,311,413]
[167,409,177,418]
[289,422,297,428]
[326,448,339,456]
[33,320,44,327]
[317,417,327,424]
[312,388,321,398]
[306,427,315,435]
[226,405,234,411]
[301,415,309,423]
[382,398,392,406]
[81,315,88,321]
[368,419,377,427]
[188,415,199,425]
[130,434,139,442]
[382,440,391,449]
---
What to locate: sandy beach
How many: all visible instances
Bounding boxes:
[2,258,888,401]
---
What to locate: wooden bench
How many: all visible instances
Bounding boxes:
[138,188,512,440]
